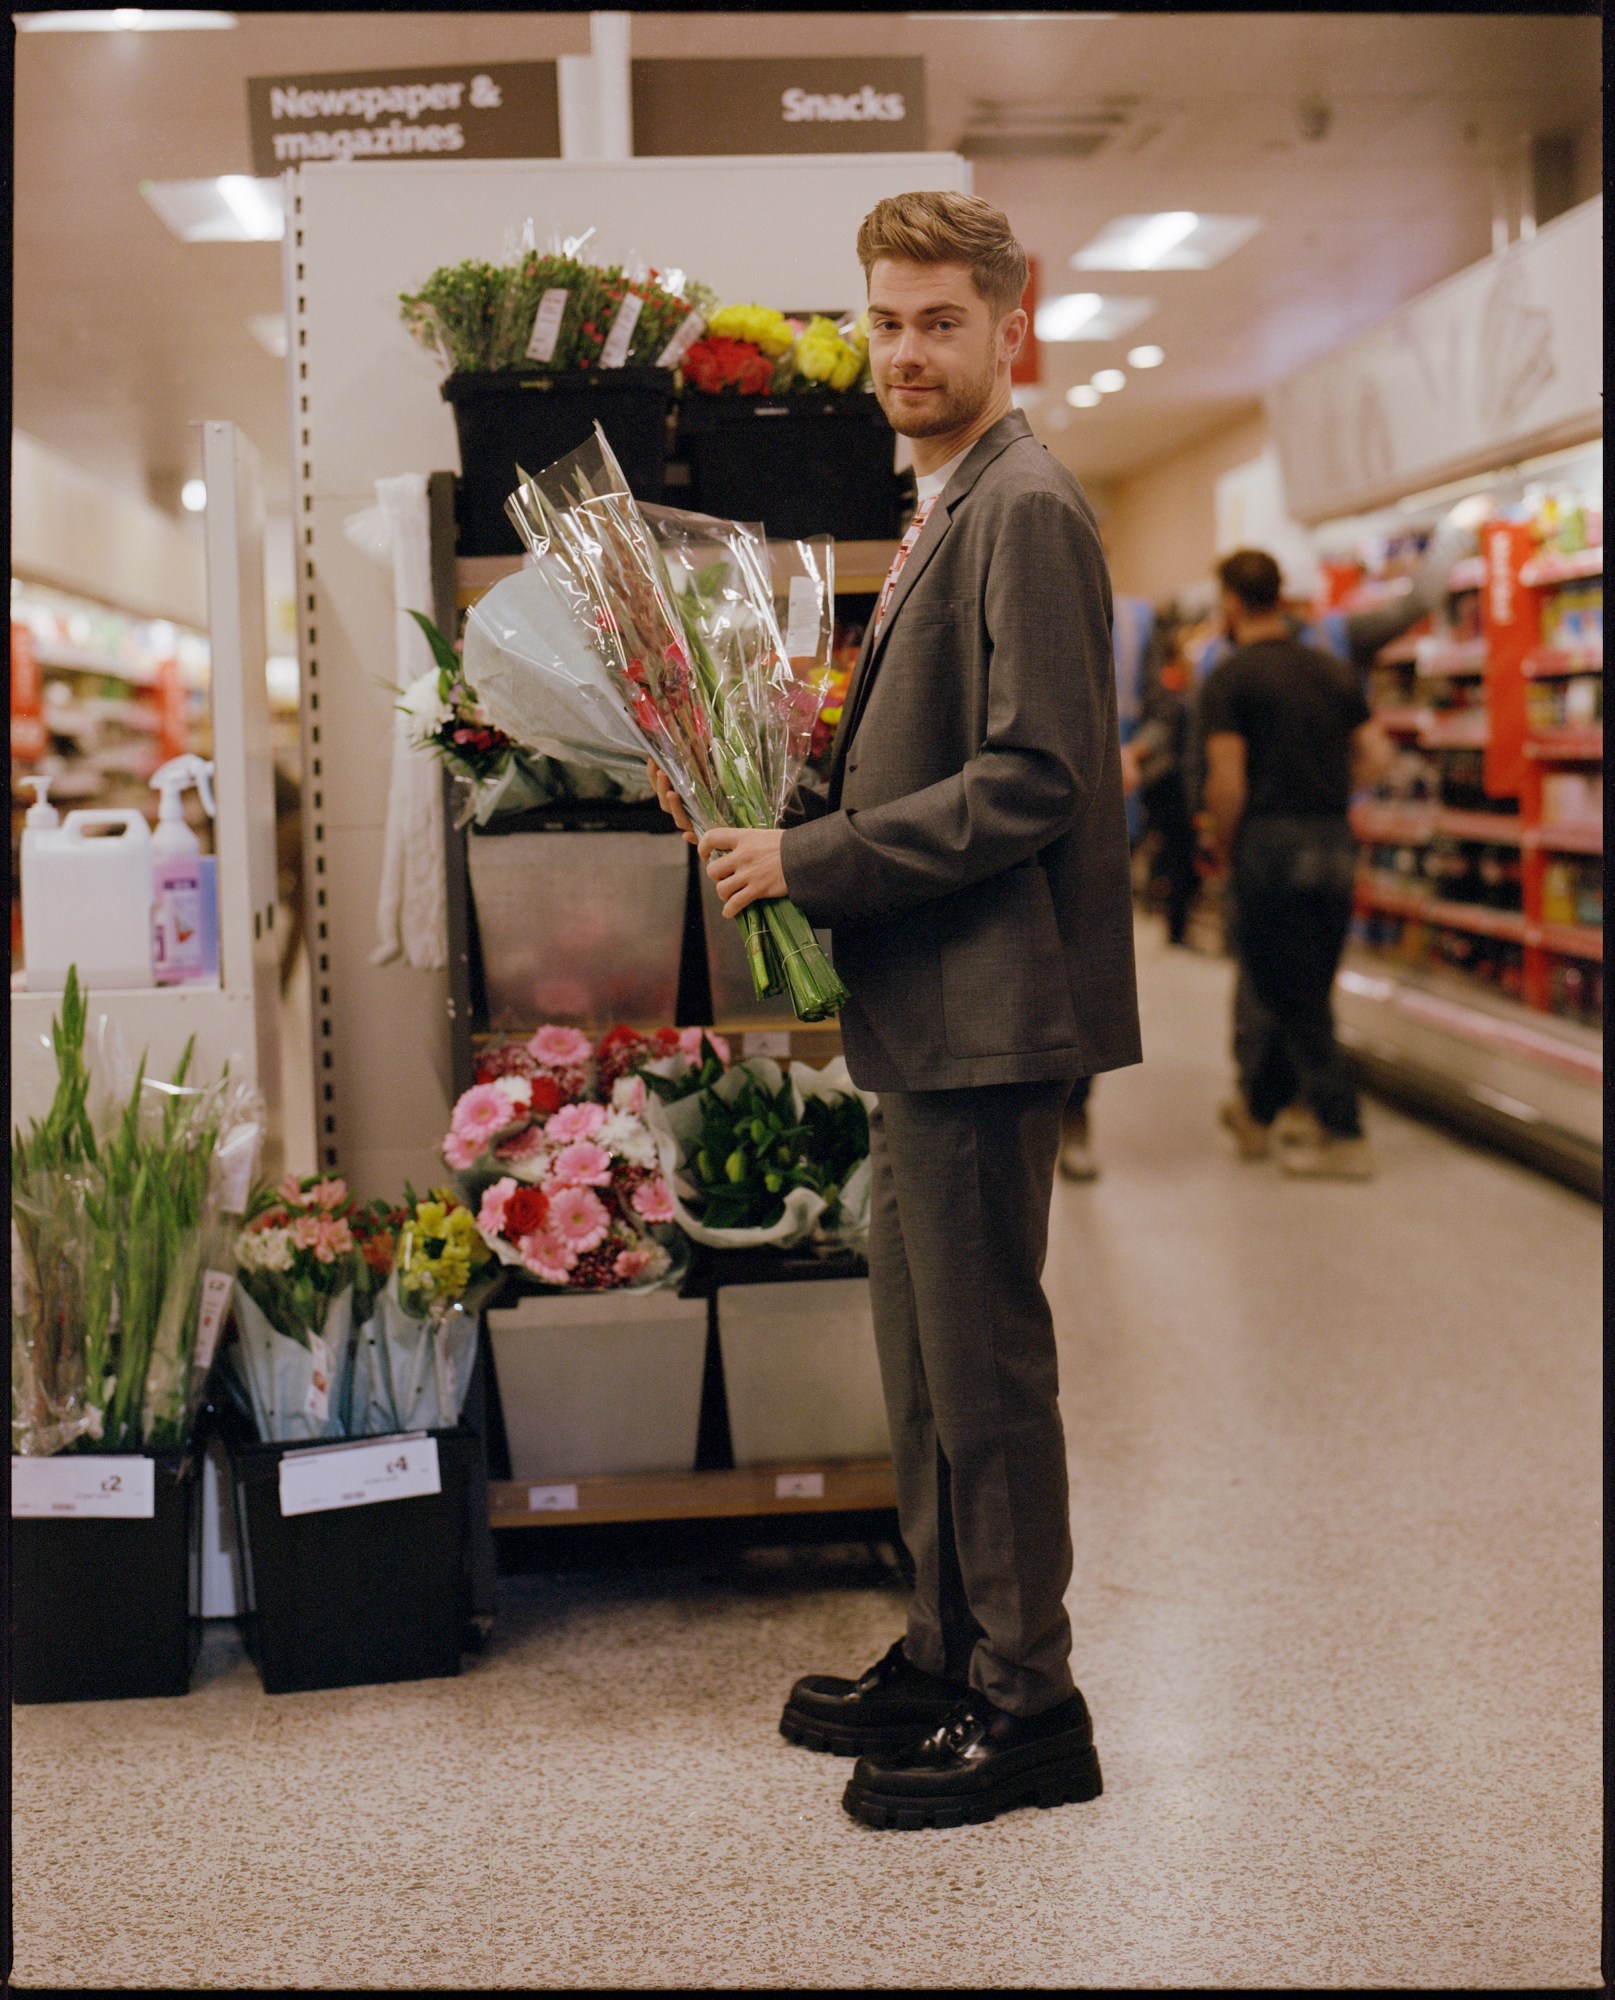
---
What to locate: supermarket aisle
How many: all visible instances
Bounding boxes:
[10,928,1602,1992]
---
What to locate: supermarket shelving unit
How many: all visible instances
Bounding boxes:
[434,493,902,1553]
[1341,520,1602,1193]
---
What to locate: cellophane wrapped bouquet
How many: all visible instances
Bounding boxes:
[462,422,845,1021]
[11,969,264,1458]
[441,1023,713,1291]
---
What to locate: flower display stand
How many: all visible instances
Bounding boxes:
[716,1277,891,1467]
[9,1449,201,1704]
[675,391,905,542]
[485,1289,709,1479]
[444,367,675,555]
[222,1420,479,1694]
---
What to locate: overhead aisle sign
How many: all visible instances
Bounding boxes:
[248,63,560,172]
[632,58,926,155]
[1267,196,1602,525]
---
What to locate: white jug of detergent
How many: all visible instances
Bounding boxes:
[20,786,155,992]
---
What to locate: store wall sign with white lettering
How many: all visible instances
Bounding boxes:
[247,63,559,175]
[631,59,926,156]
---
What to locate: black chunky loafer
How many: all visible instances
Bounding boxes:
[841,1689,1103,1829]
[779,1639,971,1757]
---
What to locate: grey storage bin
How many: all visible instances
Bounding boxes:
[486,1289,709,1478]
[468,830,688,1032]
[716,1278,891,1466]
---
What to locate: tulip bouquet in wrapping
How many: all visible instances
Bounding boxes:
[462,422,847,1021]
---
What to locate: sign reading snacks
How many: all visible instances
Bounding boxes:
[246,63,559,175]
[631,58,925,155]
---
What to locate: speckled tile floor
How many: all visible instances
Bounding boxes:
[11,927,1603,1990]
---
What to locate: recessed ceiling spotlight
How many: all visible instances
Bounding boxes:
[181,480,208,513]
[1066,385,1102,408]
[1073,213,1263,271]
[1127,344,1165,368]
[1036,292,1155,342]
[17,9,237,26]
[1091,369,1127,393]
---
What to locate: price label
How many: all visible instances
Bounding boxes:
[302,1330,331,1427]
[525,287,570,364]
[785,575,823,660]
[194,1269,234,1373]
[742,1031,790,1060]
[775,1471,824,1500]
[278,1434,441,1517]
[655,309,706,369]
[528,1483,579,1512]
[12,1455,156,1519]
[598,291,643,369]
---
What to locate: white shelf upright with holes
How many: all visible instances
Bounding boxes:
[10,422,284,1175]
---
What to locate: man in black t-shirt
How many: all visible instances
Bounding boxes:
[1199,550,1390,1178]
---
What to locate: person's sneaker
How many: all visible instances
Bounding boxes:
[780,1639,969,1757]
[1270,1104,1326,1152]
[1058,1116,1099,1181]
[1217,1096,1271,1160]
[1278,1132,1377,1180]
[841,1689,1103,1830]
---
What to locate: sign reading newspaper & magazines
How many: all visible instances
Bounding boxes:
[247,63,559,175]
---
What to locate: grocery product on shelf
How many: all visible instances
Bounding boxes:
[18,800,154,992]
[150,755,220,988]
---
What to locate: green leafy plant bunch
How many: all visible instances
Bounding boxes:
[400,251,700,376]
[666,1063,869,1233]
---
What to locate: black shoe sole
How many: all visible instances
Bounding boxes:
[841,1743,1103,1829]
[779,1707,955,1758]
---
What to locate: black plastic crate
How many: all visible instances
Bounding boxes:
[223,1423,480,1695]
[675,392,904,541]
[10,1450,201,1704]
[444,367,674,555]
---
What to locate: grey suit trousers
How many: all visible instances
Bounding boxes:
[867,1080,1076,1717]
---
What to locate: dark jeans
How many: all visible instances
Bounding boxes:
[1230,815,1362,1138]
[1141,772,1198,945]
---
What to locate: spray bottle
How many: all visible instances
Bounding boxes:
[150,754,218,987]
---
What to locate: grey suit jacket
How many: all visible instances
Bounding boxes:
[780,409,1142,1093]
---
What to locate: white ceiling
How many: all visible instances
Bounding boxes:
[11,10,1601,521]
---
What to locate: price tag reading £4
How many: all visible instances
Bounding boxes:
[278,1435,441,1518]
[12,1455,156,1519]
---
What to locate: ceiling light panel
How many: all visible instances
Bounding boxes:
[1073,213,1264,271]
[17,10,237,26]
[1035,293,1155,342]
[141,178,285,243]
[1066,385,1102,409]
[1127,345,1166,369]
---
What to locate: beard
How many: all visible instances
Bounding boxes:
[874,345,999,438]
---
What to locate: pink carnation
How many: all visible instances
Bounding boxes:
[313,1215,353,1264]
[529,1024,594,1067]
[278,1171,307,1206]
[678,1028,730,1064]
[308,1177,348,1211]
[613,1245,654,1282]
[443,1129,480,1171]
[550,1139,612,1188]
[631,1176,677,1224]
[477,1177,519,1239]
[291,1214,322,1250]
[476,1042,543,1082]
[518,1228,577,1285]
[452,1082,524,1147]
[546,1102,606,1142]
[548,1185,611,1251]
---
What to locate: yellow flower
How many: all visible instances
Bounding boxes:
[795,315,865,392]
[709,304,796,358]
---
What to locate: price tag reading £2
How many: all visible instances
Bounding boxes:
[278,1435,442,1518]
[194,1270,234,1374]
[12,1455,156,1519]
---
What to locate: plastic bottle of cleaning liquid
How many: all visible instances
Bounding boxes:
[19,777,156,992]
[150,754,218,988]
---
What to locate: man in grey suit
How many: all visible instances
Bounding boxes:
[649,192,1139,1829]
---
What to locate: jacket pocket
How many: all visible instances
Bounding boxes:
[938,864,1079,1060]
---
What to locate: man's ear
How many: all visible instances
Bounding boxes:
[998,306,1029,369]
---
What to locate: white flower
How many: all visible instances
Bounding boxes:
[493,1075,532,1110]
[238,1226,293,1273]
[596,1111,657,1168]
[399,670,452,747]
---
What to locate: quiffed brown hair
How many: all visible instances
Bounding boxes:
[1217,549,1284,613]
[857,192,1029,319]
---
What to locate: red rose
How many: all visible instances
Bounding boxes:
[528,1074,563,1115]
[504,1187,550,1238]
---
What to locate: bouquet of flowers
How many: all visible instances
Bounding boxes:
[11,969,264,1457]
[349,1189,499,1434]
[399,239,703,377]
[225,1173,364,1442]
[399,608,642,825]
[642,1054,875,1252]
[679,305,869,397]
[466,423,845,1019]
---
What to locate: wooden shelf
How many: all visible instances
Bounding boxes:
[1351,803,1435,844]
[1523,647,1602,678]
[1528,921,1603,962]
[1525,729,1603,762]
[1357,880,1526,943]
[1420,713,1490,749]
[1414,638,1488,679]
[488,1458,897,1528]
[1432,810,1524,844]
[1526,821,1603,856]
[1519,547,1603,587]
[1373,707,1431,735]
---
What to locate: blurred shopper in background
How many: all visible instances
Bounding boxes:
[1122,609,1198,948]
[1200,550,1392,1179]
